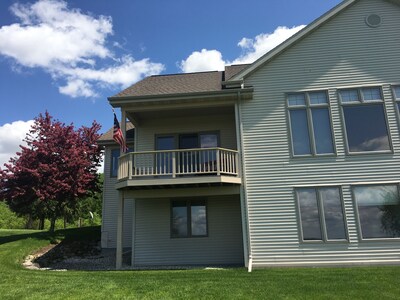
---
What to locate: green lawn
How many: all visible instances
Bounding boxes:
[1,228,400,299]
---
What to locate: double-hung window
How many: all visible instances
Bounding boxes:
[296,187,347,242]
[287,91,335,156]
[171,199,207,238]
[339,87,391,153]
[353,184,400,239]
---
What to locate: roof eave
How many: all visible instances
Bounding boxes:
[230,0,357,81]
[108,87,254,107]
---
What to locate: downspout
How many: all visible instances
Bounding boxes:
[236,89,253,272]
[131,117,138,268]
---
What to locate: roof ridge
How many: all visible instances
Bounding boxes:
[150,70,222,78]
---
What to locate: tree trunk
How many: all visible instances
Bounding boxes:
[39,217,45,230]
[25,214,34,229]
[49,217,56,234]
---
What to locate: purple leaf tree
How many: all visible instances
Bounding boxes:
[0,112,102,233]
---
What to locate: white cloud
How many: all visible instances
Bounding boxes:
[233,25,306,64]
[0,120,34,169]
[179,25,305,73]
[97,154,105,174]
[59,79,97,98]
[0,0,164,98]
[179,49,225,73]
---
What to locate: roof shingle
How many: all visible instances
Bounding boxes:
[98,122,134,143]
[111,64,250,98]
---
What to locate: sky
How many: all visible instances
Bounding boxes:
[0,0,342,169]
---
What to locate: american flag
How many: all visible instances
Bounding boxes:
[113,113,127,153]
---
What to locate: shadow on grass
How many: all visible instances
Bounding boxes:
[0,226,101,246]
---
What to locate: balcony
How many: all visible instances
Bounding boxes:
[116,148,241,189]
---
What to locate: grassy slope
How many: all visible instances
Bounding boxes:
[0,228,400,300]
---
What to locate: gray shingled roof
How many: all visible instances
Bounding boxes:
[114,71,223,98]
[101,64,251,142]
[224,64,250,81]
[98,122,134,143]
[112,64,250,98]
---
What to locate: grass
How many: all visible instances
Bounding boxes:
[1,228,400,300]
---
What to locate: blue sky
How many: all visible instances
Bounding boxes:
[0,0,341,167]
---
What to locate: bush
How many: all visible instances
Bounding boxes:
[0,202,102,230]
[0,202,26,229]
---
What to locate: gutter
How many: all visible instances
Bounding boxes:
[108,88,253,107]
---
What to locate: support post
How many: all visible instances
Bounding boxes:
[116,191,124,269]
[131,199,136,268]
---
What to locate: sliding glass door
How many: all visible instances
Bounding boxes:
[156,135,175,175]
[156,132,219,175]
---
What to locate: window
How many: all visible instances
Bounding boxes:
[171,199,207,238]
[353,184,400,239]
[296,187,347,242]
[287,91,334,156]
[110,149,120,177]
[339,87,391,153]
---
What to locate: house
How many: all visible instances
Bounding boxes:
[99,0,400,270]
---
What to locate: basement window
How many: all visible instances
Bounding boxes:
[171,199,207,238]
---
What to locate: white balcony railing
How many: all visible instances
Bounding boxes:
[118,148,239,180]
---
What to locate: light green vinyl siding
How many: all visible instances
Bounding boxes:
[134,195,243,266]
[102,112,237,249]
[241,0,400,266]
[136,112,237,152]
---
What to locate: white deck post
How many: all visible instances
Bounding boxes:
[172,152,176,178]
[116,191,124,269]
[216,149,221,176]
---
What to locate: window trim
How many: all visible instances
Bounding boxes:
[170,198,208,239]
[391,85,400,128]
[295,186,348,243]
[351,183,400,242]
[338,86,393,155]
[286,90,336,158]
